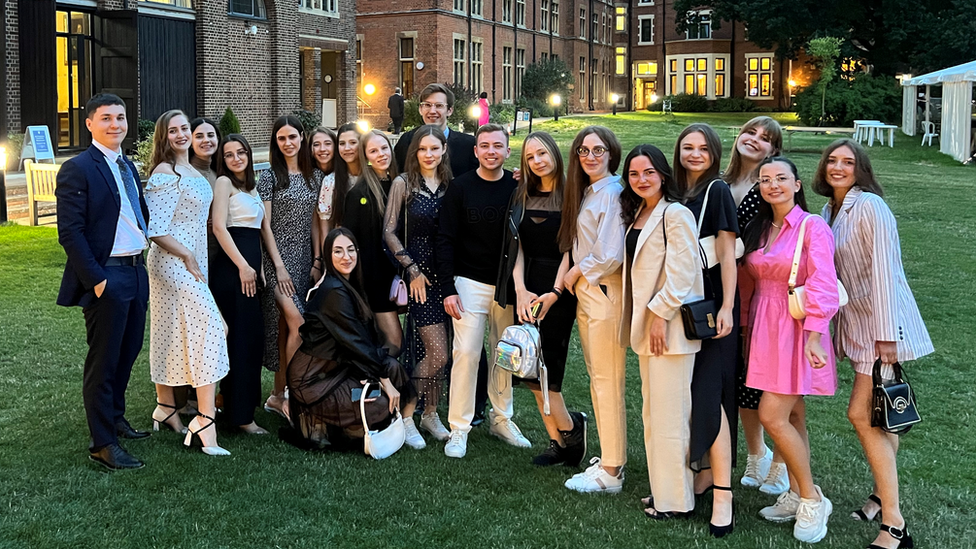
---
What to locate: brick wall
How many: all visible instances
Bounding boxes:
[4,0,18,136]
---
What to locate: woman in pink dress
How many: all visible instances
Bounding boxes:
[478,92,490,127]
[739,156,839,544]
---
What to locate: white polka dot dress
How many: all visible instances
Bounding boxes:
[145,173,230,387]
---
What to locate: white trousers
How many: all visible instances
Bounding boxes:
[575,276,628,468]
[639,353,695,512]
[448,277,515,433]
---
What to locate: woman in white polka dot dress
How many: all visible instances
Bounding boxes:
[145,110,230,456]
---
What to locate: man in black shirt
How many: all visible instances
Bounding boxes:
[437,124,530,458]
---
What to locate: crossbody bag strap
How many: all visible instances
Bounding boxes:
[696,180,715,237]
[360,382,372,434]
[788,216,810,291]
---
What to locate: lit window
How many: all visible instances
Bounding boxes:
[745,55,774,97]
[615,47,626,75]
[636,62,657,76]
[615,7,626,32]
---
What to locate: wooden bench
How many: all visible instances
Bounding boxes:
[24,159,60,226]
[782,126,856,151]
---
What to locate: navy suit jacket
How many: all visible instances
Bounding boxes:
[55,145,149,308]
[394,128,480,179]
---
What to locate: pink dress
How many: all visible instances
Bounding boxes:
[740,206,839,396]
[478,98,490,126]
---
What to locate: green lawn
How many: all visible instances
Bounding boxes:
[2,110,974,548]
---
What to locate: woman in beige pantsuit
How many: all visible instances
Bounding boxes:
[620,145,704,518]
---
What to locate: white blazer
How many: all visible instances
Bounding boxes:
[620,198,704,356]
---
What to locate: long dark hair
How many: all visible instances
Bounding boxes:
[331,122,362,227]
[563,126,622,252]
[402,124,453,200]
[812,138,884,199]
[189,117,221,173]
[216,134,256,192]
[322,227,371,321]
[723,116,783,185]
[741,156,810,257]
[674,123,723,199]
[307,126,337,175]
[619,144,683,226]
[269,115,314,192]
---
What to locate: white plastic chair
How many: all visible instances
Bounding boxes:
[921,121,939,146]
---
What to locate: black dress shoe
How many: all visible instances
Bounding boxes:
[89,443,145,470]
[471,410,486,427]
[116,421,152,440]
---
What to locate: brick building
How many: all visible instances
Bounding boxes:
[356,0,620,120]
[356,0,811,121]
[3,0,357,155]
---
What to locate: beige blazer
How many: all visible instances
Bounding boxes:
[620,198,704,356]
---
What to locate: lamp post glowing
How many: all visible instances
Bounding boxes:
[550,94,561,122]
[611,93,619,115]
[364,83,376,96]
[356,119,370,133]
[470,104,482,126]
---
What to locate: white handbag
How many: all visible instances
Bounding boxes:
[697,180,745,269]
[359,382,405,460]
[788,216,849,320]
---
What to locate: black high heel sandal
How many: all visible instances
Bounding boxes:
[852,494,883,522]
[151,401,185,433]
[708,486,735,538]
[183,414,230,456]
[867,523,913,549]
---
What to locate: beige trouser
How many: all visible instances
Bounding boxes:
[639,353,695,512]
[575,276,627,468]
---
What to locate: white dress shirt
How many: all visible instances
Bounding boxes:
[572,174,626,286]
[92,140,148,256]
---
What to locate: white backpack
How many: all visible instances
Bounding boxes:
[494,322,551,415]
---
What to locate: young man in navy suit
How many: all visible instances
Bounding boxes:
[56,93,151,470]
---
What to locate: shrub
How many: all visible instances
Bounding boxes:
[648,93,710,113]
[444,83,479,133]
[218,107,241,137]
[520,58,574,103]
[291,109,321,134]
[403,98,422,131]
[711,97,757,112]
[489,103,517,125]
[794,73,901,127]
[517,97,554,118]
[132,138,154,179]
[137,119,156,143]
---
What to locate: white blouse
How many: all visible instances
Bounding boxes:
[226,189,265,229]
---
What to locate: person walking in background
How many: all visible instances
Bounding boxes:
[740,156,839,543]
[815,139,932,549]
[437,124,530,458]
[383,125,454,447]
[497,131,585,467]
[724,116,790,495]
[560,126,628,494]
[144,109,230,456]
[56,93,152,470]
[674,123,738,536]
[389,87,405,135]
[619,144,703,520]
[478,92,490,127]
[258,115,322,423]
[210,134,268,435]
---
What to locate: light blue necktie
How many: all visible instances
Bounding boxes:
[116,156,147,235]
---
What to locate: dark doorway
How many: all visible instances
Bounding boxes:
[138,15,197,124]
[56,9,96,150]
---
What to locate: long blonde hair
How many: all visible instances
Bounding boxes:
[723,116,783,185]
[356,130,399,212]
[149,109,188,175]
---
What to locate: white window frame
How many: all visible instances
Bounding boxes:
[637,0,654,4]
[579,57,586,100]
[453,0,465,14]
[615,6,626,32]
[665,54,729,99]
[453,35,466,87]
[503,46,514,102]
[615,47,626,75]
[637,14,654,45]
[744,54,775,99]
[551,0,559,35]
[516,47,526,97]
[471,0,483,17]
[516,0,526,27]
[503,0,512,22]
[471,39,484,93]
[298,0,336,16]
[579,8,586,39]
[541,0,549,32]
[684,10,712,40]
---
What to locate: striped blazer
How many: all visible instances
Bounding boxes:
[821,187,934,366]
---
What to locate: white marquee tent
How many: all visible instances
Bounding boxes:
[901,60,976,162]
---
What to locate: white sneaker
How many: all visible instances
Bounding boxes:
[488,413,531,448]
[741,445,773,488]
[402,416,426,450]
[760,490,801,523]
[420,411,450,441]
[793,486,833,544]
[564,457,624,494]
[760,461,791,495]
[444,430,468,458]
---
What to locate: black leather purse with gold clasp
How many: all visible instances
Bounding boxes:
[871,359,921,435]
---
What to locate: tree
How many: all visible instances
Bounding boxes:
[672,0,976,76]
[808,37,843,125]
[519,58,574,103]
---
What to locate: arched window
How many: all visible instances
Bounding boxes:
[229,0,267,18]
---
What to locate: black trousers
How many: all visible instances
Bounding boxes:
[392,117,404,134]
[82,264,149,451]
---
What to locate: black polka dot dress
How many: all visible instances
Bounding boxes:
[736,182,764,411]
[145,174,230,387]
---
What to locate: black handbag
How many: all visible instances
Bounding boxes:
[870,359,921,435]
[680,297,718,340]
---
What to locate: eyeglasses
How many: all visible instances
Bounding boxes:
[577,146,608,158]
[759,175,795,185]
[420,102,448,111]
[223,150,249,160]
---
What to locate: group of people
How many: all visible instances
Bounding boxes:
[56,85,932,549]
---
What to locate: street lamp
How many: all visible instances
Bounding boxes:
[550,94,562,122]
[470,104,482,126]
[611,93,620,115]
[364,83,376,96]
[356,119,371,133]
